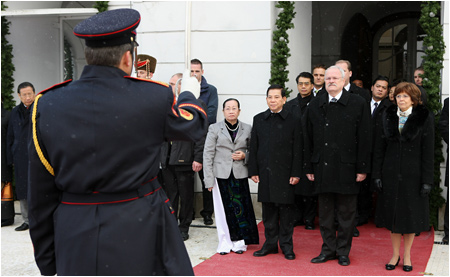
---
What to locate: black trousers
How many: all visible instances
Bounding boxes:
[261,202,295,254]
[198,169,214,217]
[318,193,357,257]
[294,195,317,224]
[162,166,194,233]
[357,177,372,224]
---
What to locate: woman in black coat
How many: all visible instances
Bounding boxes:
[372,82,434,272]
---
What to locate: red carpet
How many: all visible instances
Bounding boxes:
[193,221,434,276]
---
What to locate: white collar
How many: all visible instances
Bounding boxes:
[328,91,343,102]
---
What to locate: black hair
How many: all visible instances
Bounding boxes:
[223,98,240,109]
[17,82,35,94]
[266,84,286,97]
[372,75,389,87]
[191,58,203,69]
[295,72,314,84]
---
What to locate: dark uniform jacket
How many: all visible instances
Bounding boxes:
[28,65,208,276]
[248,108,303,204]
[304,89,371,195]
[286,93,316,196]
[7,103,31,199]
[373,104,434,233]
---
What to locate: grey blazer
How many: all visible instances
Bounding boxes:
[203,120,251,188]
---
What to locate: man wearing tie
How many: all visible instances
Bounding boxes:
[304,66,371,266]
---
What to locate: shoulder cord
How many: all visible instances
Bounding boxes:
[32,94,55,176]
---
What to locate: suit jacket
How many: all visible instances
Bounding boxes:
[372,98,393,150]
[304,89,371,195]
[248,108,303,204]
[203,120,251,188]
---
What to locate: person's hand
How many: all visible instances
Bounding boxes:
[373,178,383,193]
[208,187,213,192]
[420,184,432,197]
[356,173,366,182]
[232,151,245,161]
[180,69,200,99]
[192,161,202,172]
[289,177,300,185]
[251,175,259,183]
[306,174,315,181]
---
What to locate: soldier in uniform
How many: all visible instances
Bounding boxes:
[136,54,157,79]
[27,9,207,276]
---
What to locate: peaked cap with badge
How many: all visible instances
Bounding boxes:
[28,8,206,277]
[136,54,157,74]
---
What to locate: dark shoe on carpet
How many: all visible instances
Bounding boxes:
[15,223,29,231]
[284,253,296,260]
[203,215,213,225]
[385,257,400,270]
[219,252,228,255]
[353,227,360,237]
[1,219,14,227]
[305,221,315,230]
[311,253,337,263]
[415,232,420,236]
[403,265,413,272]
[181,232,189,241]
[442,235,449,244]
[234,250,244,254]
[253,248,278,257]
[338,255,350,266]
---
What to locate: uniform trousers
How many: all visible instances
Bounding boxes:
[318,193,357,257]
[261,202,295,254]
[161,165,194,233]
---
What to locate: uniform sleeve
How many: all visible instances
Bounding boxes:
[202,124,218,188]
[27,104,59,276]
[164,90,208,142]
[421,111,435,184]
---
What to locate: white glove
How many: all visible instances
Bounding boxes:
[180,69,200,99]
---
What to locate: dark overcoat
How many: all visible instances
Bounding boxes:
[28,65,208,276]
[304,90,371,195]
[248,108,302,204]
[7,103,31,199]
[373,104,434,233]
[286,93,316,196]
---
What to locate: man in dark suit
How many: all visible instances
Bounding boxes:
[304,66,371,266]
[27,9,207,276]
[249,84,302,260]
[7,82,36,231]
[286,72,317,230]
[359,76,392,226]
[335,60,371,102]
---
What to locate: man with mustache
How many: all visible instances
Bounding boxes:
[304,66,371,266]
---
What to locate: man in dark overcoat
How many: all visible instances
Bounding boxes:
[7,82,36,231]
[27,9,208,276]
[286,72,317,230]
[304,66,371,266]
[248,84,302,260]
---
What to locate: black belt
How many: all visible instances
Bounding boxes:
[61,177,160,205]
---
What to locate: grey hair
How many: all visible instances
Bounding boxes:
[325,65,345,79]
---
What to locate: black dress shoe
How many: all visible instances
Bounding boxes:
[15,223,29,231]
[180,232,189,241]
[311,253,337,263]
[403,265,413,272]
[219,252,228,255]
[353,227,360,237]
[338,255,350,266]
[203,216,213,225]
[415,232,420,236]
[234,250,244,254]
[442,235,449,244]
[385,257,400,270]
[305,221,315,230]
[284,253,296,260]
[253,248,278,257]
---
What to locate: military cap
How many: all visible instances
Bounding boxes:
[74,8,140,47]
[136,54,157,74]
